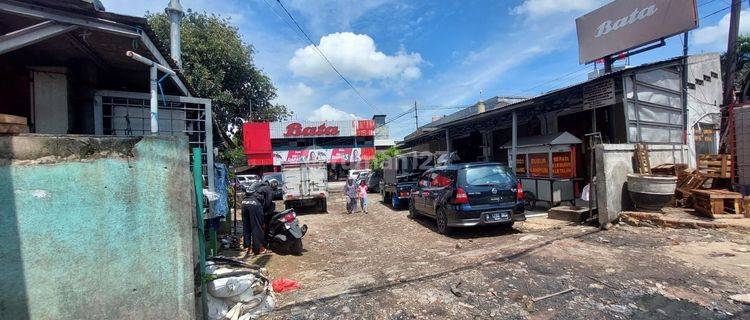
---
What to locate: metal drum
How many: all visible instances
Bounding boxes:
[626,173,677,211]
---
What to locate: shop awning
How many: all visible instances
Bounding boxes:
[243,122,273,166]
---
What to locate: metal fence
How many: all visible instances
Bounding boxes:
[94,90,215,190]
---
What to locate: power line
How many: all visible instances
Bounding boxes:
[274,0,382,114]
[698,0,722,7]
[701,5,730,19]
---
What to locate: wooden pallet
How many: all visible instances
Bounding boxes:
[691,189,743,218]
[673,170,709,207]
[698,154,732,178]
[634,143,651,174]
[651,163,688,176]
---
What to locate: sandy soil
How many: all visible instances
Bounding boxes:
[225,191,750,319]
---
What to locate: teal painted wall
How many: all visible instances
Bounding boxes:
[0,135,195,319]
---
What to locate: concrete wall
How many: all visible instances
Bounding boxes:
[686,53,723,167]
[595,143,688,227]
[0,135,195,319]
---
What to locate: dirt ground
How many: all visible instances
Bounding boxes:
[226,189,750,319]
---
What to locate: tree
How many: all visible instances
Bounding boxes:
[722,35,750,97]
[147,11,292,149]
[370,146,401,171]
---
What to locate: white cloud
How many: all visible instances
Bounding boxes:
[274,82,315,110]
[286,0,394,34]
[307,104,359,121]
[512,0,601,19]
[694,9,750,50]
[293,82,314,96]
[288,32,423,82]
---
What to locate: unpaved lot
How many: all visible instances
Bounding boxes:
[227,190,750,319]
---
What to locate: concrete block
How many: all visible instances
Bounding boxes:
[548,206,590,222]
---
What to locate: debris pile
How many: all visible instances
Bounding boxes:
[205,257,276,320]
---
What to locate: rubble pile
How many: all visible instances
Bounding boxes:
[205,257,276,320]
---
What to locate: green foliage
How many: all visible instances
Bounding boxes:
[722,34,750,91]
[370,146,401,171]
[147,11,292,148]
[217,134,247,167]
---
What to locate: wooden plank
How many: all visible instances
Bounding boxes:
[744,197,750,218]
[634,143,651,174]
[0,123,29,134]
[692,189,742,199]
[0,114,26,125]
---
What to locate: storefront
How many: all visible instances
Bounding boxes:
[401,53,723,198]
[243,118,377,180]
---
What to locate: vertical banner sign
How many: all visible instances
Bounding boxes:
[551,152,574,178]
[516,155,527,176]
[529,153,549,177]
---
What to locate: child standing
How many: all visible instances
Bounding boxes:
[358,180,368,214]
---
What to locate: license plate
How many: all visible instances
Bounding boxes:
[486,211,510,222]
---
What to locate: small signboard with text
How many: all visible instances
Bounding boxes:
[583,78,615,110]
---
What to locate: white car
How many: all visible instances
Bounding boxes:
[348,169,371,180]
[236,174,260,188]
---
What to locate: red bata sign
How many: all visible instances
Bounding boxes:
[283,123,340,137]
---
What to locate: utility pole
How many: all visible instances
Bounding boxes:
[414,101,419,131]
[720,0,742,152]
[682,31,689,145]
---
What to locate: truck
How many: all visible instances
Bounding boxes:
[282,162,328,212]
[381,152,435,209]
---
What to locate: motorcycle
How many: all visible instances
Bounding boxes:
[266,208,307,255]
[242,180,308,255]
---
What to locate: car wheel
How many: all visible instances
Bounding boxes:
[391,194,399,209]
[436,207,450,235]
[408,200,417,219]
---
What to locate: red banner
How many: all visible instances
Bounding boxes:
[243,122,273,166]
[355,120,375,136]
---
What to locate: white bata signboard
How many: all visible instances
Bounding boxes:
[576,0,697,64]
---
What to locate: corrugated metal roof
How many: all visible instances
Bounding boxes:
[499,132,583,148]
[403,56,686,144]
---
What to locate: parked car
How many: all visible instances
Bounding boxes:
[365,170,382,193]
[348,169,371,180]
[408,163,526,234]
[236,174,260,189]
[382,152,434,209]
[262,172,284,200]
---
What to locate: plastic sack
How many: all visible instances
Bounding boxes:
[206,294,228,320]
[203,189,220,202]
[208,274,257,298]
[272,278,301,293]
[581,184,591,202]
[229,280,265,303]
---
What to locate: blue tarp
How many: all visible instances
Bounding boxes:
[212,163,229,218]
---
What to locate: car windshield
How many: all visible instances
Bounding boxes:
[464,165,514,186]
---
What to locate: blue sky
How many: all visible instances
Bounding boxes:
[101,0,745,139]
